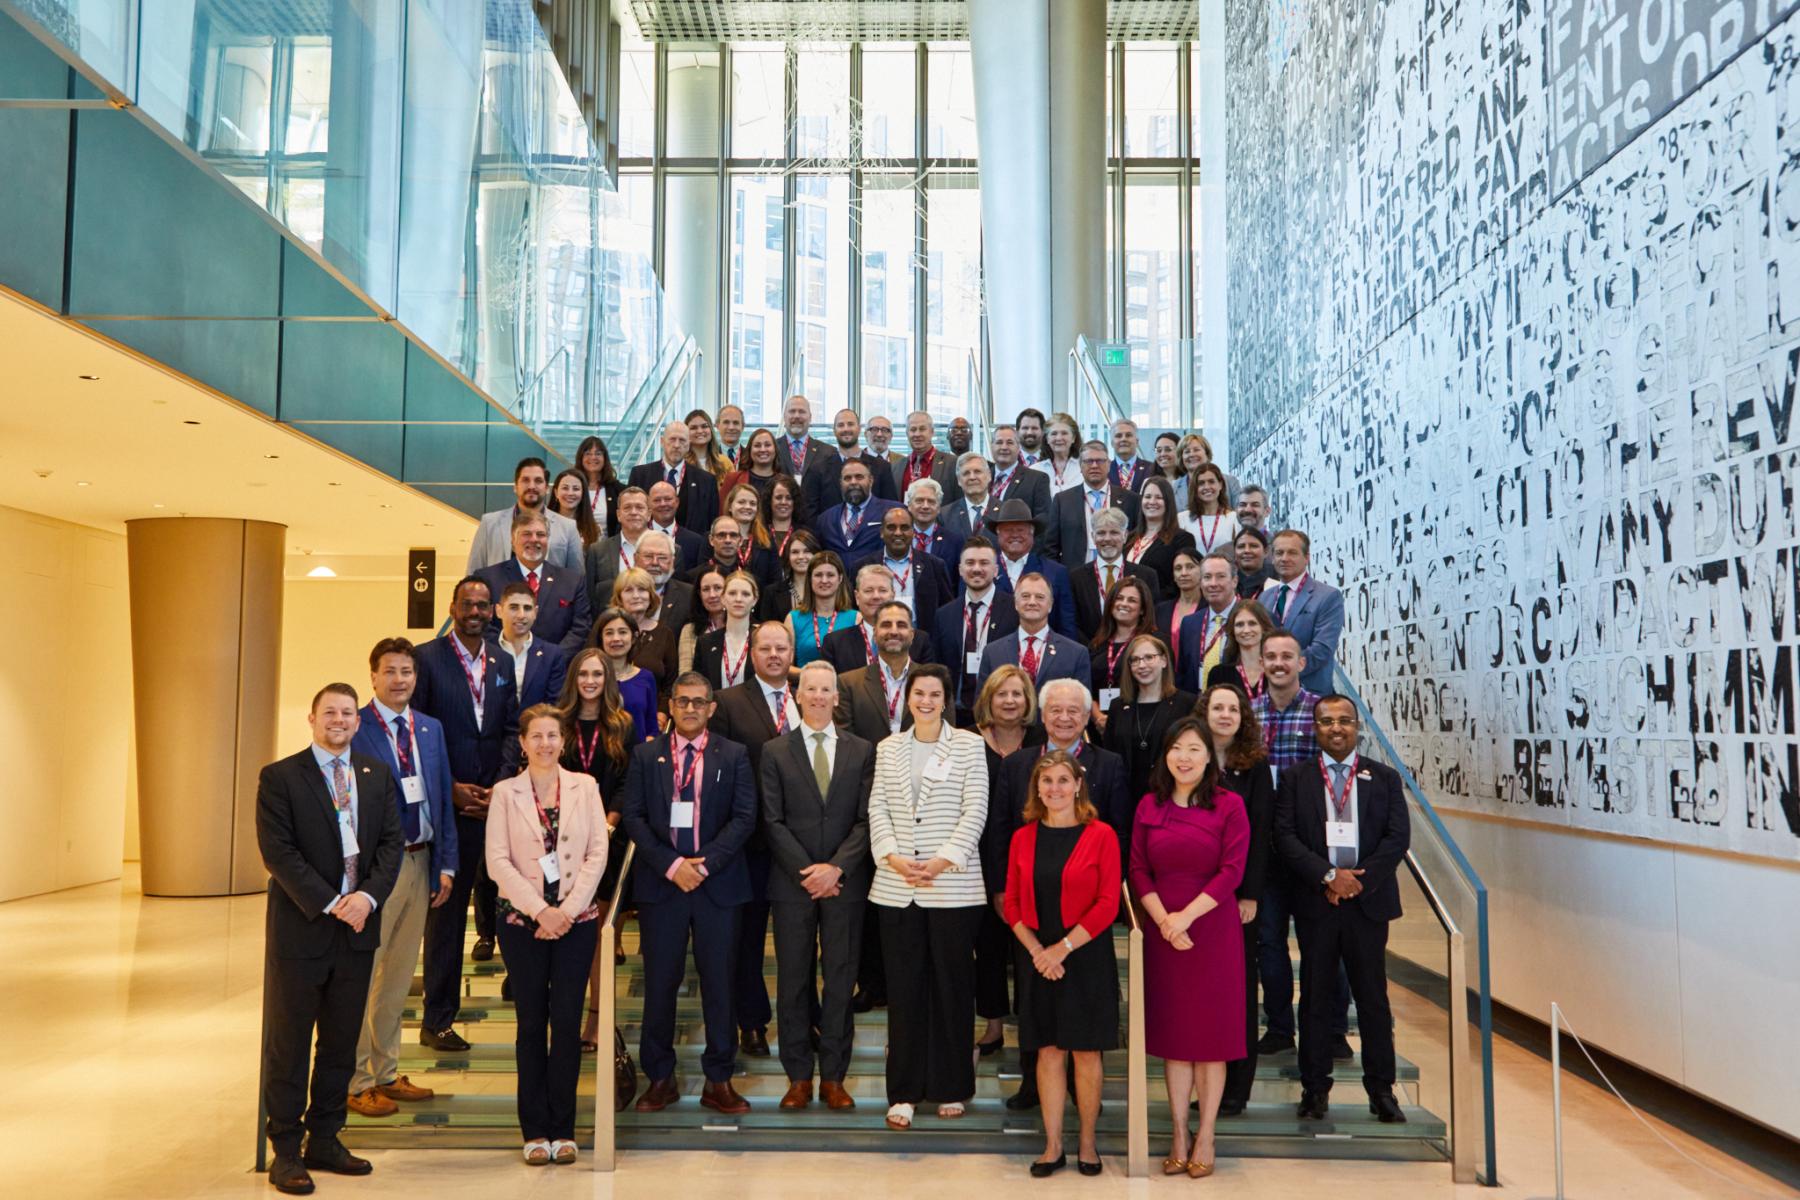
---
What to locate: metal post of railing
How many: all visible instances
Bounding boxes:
[1404,849,1473,1182]
[1122,883,1148,1178]
[1550,1001,1565,1200]
[592,841,635,1174]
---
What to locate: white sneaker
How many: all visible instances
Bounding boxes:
[523,1139,551,1165]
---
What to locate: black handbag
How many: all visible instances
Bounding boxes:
[613,1027,638,1111]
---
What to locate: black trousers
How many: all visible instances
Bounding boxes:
[772,895,864,1081]
[262,927,375,1157]
[498,919,597,1141]
[878,903,983,1105]
[637,889,741,1083]
[1294,903,1396,1096]
[1221,915,1261,1106]
[734,888,773,1033]
[974,904,1012,1021]
[421,812,488,1029]
[857,901,886,999]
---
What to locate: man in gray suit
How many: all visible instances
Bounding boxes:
[761,660,875,1112]
[585,486,651,612]
[977,572,1091,692]
[985,425,1053,528]
[466,457,582,574]
[895,410,959,499]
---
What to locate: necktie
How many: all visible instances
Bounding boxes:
[392,715,422,842]
[526,569,540,597]
[1274,583,1291,621]
[812,731,831,795]
[1089,490,1105,512]
[1021,633,1041,679]
[678,743,698,853]
[772,689,789,734]
[1329,763,1357,868]
[961,600,984,708]
[913,529,929,557]
[789,438,806,474]
[665,466,678,485]
[1104,563,1116,592]
[330,757,358,890]
[392,715,415,777]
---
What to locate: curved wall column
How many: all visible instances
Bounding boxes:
[126,518,285,897]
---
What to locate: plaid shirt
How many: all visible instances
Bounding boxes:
[1252,686,1321,780]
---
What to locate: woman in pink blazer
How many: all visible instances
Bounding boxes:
[487,703,610,1166]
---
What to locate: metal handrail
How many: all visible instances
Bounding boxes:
[617,337,700,472]
[1065,336,1128,442]
[591,839,636,1172]
[511,343,573,424]
[967,347,993,459]
[1121,881,1149,1178]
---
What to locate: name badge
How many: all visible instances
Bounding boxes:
[338,812,360,857]
[1326,821,1357,849]
[670,801,696,829]
[400,776,427,806]
[1098,687,1120,713]
[538,852,561,883]
[923,756,952,783]
[965,652,983,675]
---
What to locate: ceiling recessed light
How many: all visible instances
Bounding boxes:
[182,419,201,426]
[263,454,280,460]
[328,482,342,487]
[76,481,90,487]
[380,503,392,509]
[152,503,164,509]
[77,374,100,381]
[305,565,337,579]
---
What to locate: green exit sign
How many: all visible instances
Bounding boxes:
[1100,346,1128,366]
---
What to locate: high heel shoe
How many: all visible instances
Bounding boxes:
[1186,1158,1215,1178]
[580,1006,601,1054]
[1161,1156,1188,1175]
[975,1036,1004,1057]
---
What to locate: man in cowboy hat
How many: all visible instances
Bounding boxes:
[983,498,1077,641]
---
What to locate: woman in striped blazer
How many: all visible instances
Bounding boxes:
[866,663,990,1131]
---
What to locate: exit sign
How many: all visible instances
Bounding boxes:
[1100,346,1128,366]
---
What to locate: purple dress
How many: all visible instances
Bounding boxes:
[617,669,659,743]
[1129,790,1249,1062]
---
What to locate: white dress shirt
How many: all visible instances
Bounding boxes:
[761,677,800,733]
[371,698,436,850]
[801,718,837,777]
[1320,749,1361,871]
[309,742,377,913]
[883,555,918,618]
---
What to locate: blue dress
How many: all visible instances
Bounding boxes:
[789,609,855,666]
[617,669,659,742]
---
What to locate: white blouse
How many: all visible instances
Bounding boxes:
[866,726,989,909]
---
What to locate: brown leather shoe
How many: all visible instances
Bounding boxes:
[346,1087,398,1117]
[377,1075,433,1102]
[779,1079,813,1109]
[634,1077,680,1112]
[820,1080,856,1110]
[699,1079,751,1114]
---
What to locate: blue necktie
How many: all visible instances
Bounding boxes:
[679,743,699,854]
[393,715,422,842]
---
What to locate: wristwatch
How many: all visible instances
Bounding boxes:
[1322,867,1338,885]
[1061,936,1075,953]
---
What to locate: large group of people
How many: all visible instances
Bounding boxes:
[254,395,1406,1192]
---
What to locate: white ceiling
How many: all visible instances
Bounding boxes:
[0,289,474,576]
[625,0,1199,42]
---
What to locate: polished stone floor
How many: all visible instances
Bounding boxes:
[1,868,1790,1199]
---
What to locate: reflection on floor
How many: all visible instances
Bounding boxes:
[1,868,1791,1199]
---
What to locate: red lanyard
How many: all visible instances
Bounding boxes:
[1196,511,1225,551]
[841,505,864,541]
[992,464,1016,495]
[1104,640,1128,685]
[1049,457,1071,486]
[1321,755,1358,820]
[769,688,791,733]
[619,542,634,571]
[1197,608,1229,659]
[721,630,750,686]
[965,598,993,646]
[531,775,561,853]
[450,636,486,710]
[774,527,793,559]
[887,558,912,592]
[810,610,839,649]
[576,722,601,771]
[882,666,907,725]
[674,735,707,794]
[861,622,878,663]
[1127,534,1153,562]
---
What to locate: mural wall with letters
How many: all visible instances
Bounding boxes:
[1227,0,1800,861]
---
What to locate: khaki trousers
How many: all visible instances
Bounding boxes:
[350,848,431,1093]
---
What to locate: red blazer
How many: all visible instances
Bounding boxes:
[1002,820,1121,940]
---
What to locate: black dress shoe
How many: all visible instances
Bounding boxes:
[500,974,513,1002]
[1077,1158,1102,1176]
[851,988,883,1013]
[419,1026,470,1052]
[1256,1030,1294,1054]
[976,1037,1004,1057]
[1297,1091,1329,1120]
[301,1136,372,1175]
[739,1027,770,1056]
[471,937,494,962]
[1005,1088,1040,1111]
[268,1154,314,1195]
[1217,1097,1246,1117]
[1369,1093,1407,1123]
[1330,1034,1355,1060]
[1029,1154,1066,1178]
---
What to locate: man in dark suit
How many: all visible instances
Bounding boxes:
[408,577,519,1052]
[1069,506,1160,642]
[979,676,1126,1110]
[636,531,696,634]
[940,454,993,545]
[902,477,965,580]
[707,622,802,1059]
[931,535,1018,725]
[986,425,1054,526]
[871,505,951,625]
[586,486,653,612]
[1275,695,1411,1124]
[628,420,720,532]
[679,513,750,587]
[761,659,876,1110]
[896,410,959,498]
[1108,418,1155,493]
[347,640,459,1119]
[823,564,934,672]
[778,394,834,480]
[490,582,569,708]
[977,572,1090,694]
[833,601,926,743]
[645,481,708,571]
[1262,529,1346,695]
[813,459,898,572]
[988,499,1079,641]
[475,510,591,657]
[622,673,759,1115]
[801,407,899,514]
[1047,440,1142,565]
[257,683,404,1194]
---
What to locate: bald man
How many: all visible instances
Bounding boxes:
[628,421,720,532]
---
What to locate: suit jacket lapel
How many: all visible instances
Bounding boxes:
[300,753,339,832]
[745,687,779,741]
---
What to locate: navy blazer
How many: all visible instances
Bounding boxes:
[931,590,1019,698]
[909,522,965,581]
[813,498,901,572]
[495,639,568,710]
[351,704,460,883]
[1261,575,1345,695]
[475,559,592,657]
[620,734,759,907]
[977,628,1091,694]
[627,461,720,532]
[1109,458,1154,493]
[994,553,1079,641]
[1274,755,1410,922]
[409,635,520,787]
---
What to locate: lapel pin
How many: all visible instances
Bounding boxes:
[1357,770,1372,780]
[360,766,370,774]
[657,756,667,764]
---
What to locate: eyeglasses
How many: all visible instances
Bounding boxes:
[670,696,711,710]
[1128,653,1165,665]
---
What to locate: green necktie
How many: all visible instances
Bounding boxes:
[812,731,831,796]
[1274,583,1291,621]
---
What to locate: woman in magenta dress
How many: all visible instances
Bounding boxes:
[1129,715,1249,1179]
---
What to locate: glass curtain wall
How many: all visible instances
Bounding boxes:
[618,37,1206,426]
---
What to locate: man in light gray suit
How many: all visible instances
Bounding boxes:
[761,660,876,1112]
[585,486,652,613]
[466,457,582,574]
[976,572,1091,692]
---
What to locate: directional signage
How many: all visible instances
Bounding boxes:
[407,549,436,628]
